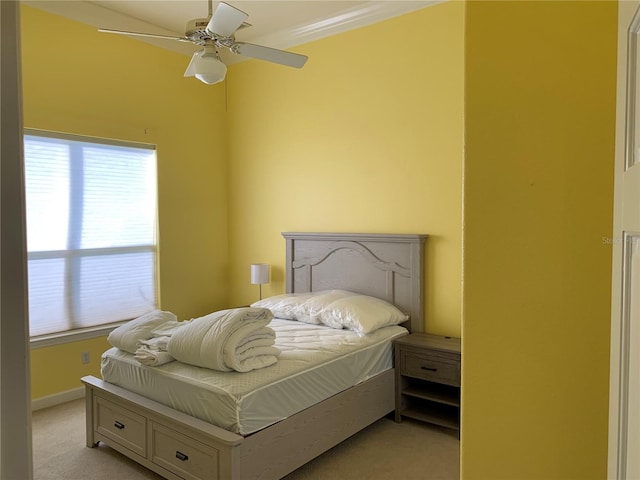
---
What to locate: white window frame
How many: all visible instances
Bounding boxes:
[24,129,159,348]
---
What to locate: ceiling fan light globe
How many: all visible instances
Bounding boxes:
[195,72,225,85]
[194,55,227,85]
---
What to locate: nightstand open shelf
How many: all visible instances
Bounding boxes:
[394,333,461,431]
[403,380,460,407]
[402,404,459,430]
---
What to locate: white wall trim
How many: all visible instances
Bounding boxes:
[22,0,443,61]
[247,1,443,51]
[30,321,124,349]
[32,387,84,412]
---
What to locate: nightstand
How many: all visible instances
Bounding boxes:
[394,333,461,431]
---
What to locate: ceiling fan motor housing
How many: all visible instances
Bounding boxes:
[185,18,212,42]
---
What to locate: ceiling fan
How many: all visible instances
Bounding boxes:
[99,1,308,85]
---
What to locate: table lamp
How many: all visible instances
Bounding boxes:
[250,263,270,300]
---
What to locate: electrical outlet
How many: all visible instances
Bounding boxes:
[81,351,90,364]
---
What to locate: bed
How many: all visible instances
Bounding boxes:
[81,232,427,480]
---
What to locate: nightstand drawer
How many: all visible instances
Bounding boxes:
[401,352,460,386]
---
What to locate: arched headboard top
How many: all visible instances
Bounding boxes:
[282,232,427,333]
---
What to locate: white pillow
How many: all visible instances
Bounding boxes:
[318,295,409,336]
[251,292,316,320]
[251,290,356,323]
[296,290,356,324]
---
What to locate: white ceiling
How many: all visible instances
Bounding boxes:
[23,0,440,61]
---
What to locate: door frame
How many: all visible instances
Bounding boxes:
[0,1,33,478]
[609,2,640,478]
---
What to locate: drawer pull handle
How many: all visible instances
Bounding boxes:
[421,366,438,372]
[114,421,125,430]
[176,451,189,462]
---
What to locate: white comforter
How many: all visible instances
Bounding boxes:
[107,307,280,372]
[168,307,279,372]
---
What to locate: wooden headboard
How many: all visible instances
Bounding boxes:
[282,232,427,333]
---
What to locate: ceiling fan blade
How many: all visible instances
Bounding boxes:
[183,51,201,77]
[99,28,191,43]
[230,42,308,69]
[206,2,249,37]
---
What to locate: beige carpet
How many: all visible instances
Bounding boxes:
[32,398,459,479]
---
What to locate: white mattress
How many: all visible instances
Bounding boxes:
[101,318,408,435]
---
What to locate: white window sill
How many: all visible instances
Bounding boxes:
[30,322,126,349]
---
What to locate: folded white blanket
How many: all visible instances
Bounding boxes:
[133,321,186,366]
[168,307,280,372]
[134,336,174,366]
[107,310,177,354]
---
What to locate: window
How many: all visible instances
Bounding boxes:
[24,130,158,337]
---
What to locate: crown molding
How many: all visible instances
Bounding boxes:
[23,1,443,62]
[247,1,443,51]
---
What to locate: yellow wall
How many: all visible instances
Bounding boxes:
[30,337,110,399]
[21,1,620,477]
[462,1,617,478]
[21,5,230,398]
[226,1,465,336]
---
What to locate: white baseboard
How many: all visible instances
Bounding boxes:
[32,386,84,411]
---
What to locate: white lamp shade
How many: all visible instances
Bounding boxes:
[250,264,270,285]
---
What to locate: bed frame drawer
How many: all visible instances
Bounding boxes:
[95,396,146,457]
[151,422,219,480]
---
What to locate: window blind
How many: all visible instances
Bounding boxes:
[24,131,158,337]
